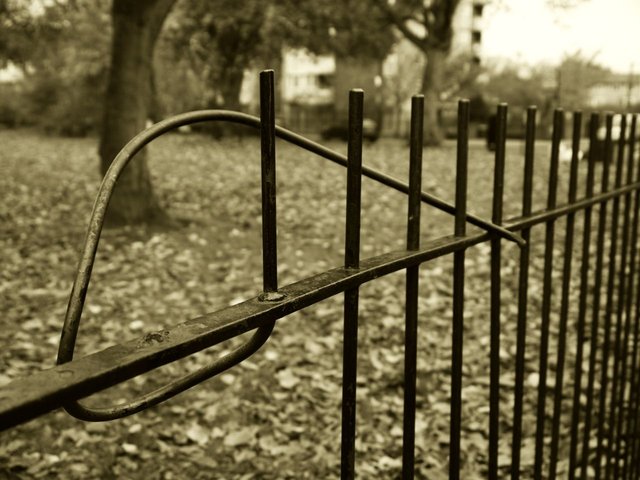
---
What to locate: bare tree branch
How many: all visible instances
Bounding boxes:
[371,0,427,51]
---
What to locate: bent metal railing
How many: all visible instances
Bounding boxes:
[1,69,640,479]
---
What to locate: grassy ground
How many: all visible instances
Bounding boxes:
[0,127,611,478]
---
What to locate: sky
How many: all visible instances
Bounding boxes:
[482,0,640,73]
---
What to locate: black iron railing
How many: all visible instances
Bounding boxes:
[1,69,640,479]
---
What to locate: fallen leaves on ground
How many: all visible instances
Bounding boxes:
[1,128,607,478]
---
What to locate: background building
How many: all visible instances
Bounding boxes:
[452,0,486,64]
[588,76,640,109]
[240,0,488,137]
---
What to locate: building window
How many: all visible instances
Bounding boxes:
[472,55,481,66]
[317,74,334,89]
[473,3,484,17]
[472,30,482,44]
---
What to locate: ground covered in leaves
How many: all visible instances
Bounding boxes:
[1,127,603,478]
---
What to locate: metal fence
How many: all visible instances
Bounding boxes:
[1,69,640,479]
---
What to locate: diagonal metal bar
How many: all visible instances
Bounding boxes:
[0,233,487,431]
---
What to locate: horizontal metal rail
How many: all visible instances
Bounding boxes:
[507,180,640,231]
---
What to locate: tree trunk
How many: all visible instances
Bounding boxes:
[422,47,446,146]
[219,66,245,112]
[98,0,175,225]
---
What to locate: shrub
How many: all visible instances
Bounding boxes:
[0,83,30,128]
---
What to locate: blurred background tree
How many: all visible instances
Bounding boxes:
[158,0,275,116]
[555,52,611,110]
[0,0,110,135]
[156,0,393,117]
[278,0,394,61]
[0,0,623,224]
[98,0,176,225]
[371,0,463,146]
[0,0,394,224]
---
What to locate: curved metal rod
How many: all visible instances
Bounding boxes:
[64,322,275,421]
[58,112,275,420]
[58,110,523,421]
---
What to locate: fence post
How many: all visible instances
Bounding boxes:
[260,69,280,297]
[568,112,597,480]
[581,113,609,480]
[596,113,622,480]
[511,106,536,480]
[548,111,582,480]
[449,99,469,480]
[605,114,630,480]
[489,103,507,479]
[341,89,363,480]
[622,115,640,480]
[402,94,424,479]
[534,109,563,480]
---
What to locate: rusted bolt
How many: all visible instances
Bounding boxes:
[140,330,169,346]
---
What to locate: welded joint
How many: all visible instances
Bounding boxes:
[258,291,286,302]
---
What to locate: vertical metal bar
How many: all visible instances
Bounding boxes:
[633,358,640,480]
[344,90,364,271]
[628,290,640,480]
[548,111,582,480]
[631,363,640,480]
[606,114,630,480]
[621,115,640,480]
[533,108,563,480]
[341,286,360,477]
[629,119,640,480]
[454,101,469,239]
[630,289,640,480]
[624,277,640,480]
[406,95,424,252]
[633,291,640,480]
[605,114,628,480]
[629,364,640,480]
[603,113,628,480]
[341,89,363,480]
[594,113,616,480]
[402,95,424,480]
[627,224,640,480]
[615,114,637,480]
[632,373,640,480]
[581,113,614,480]
[569,113,598,480]
[449,99,469,480]
[260,70,278,294]
[511,106,537,480]
[489,103,507,480]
